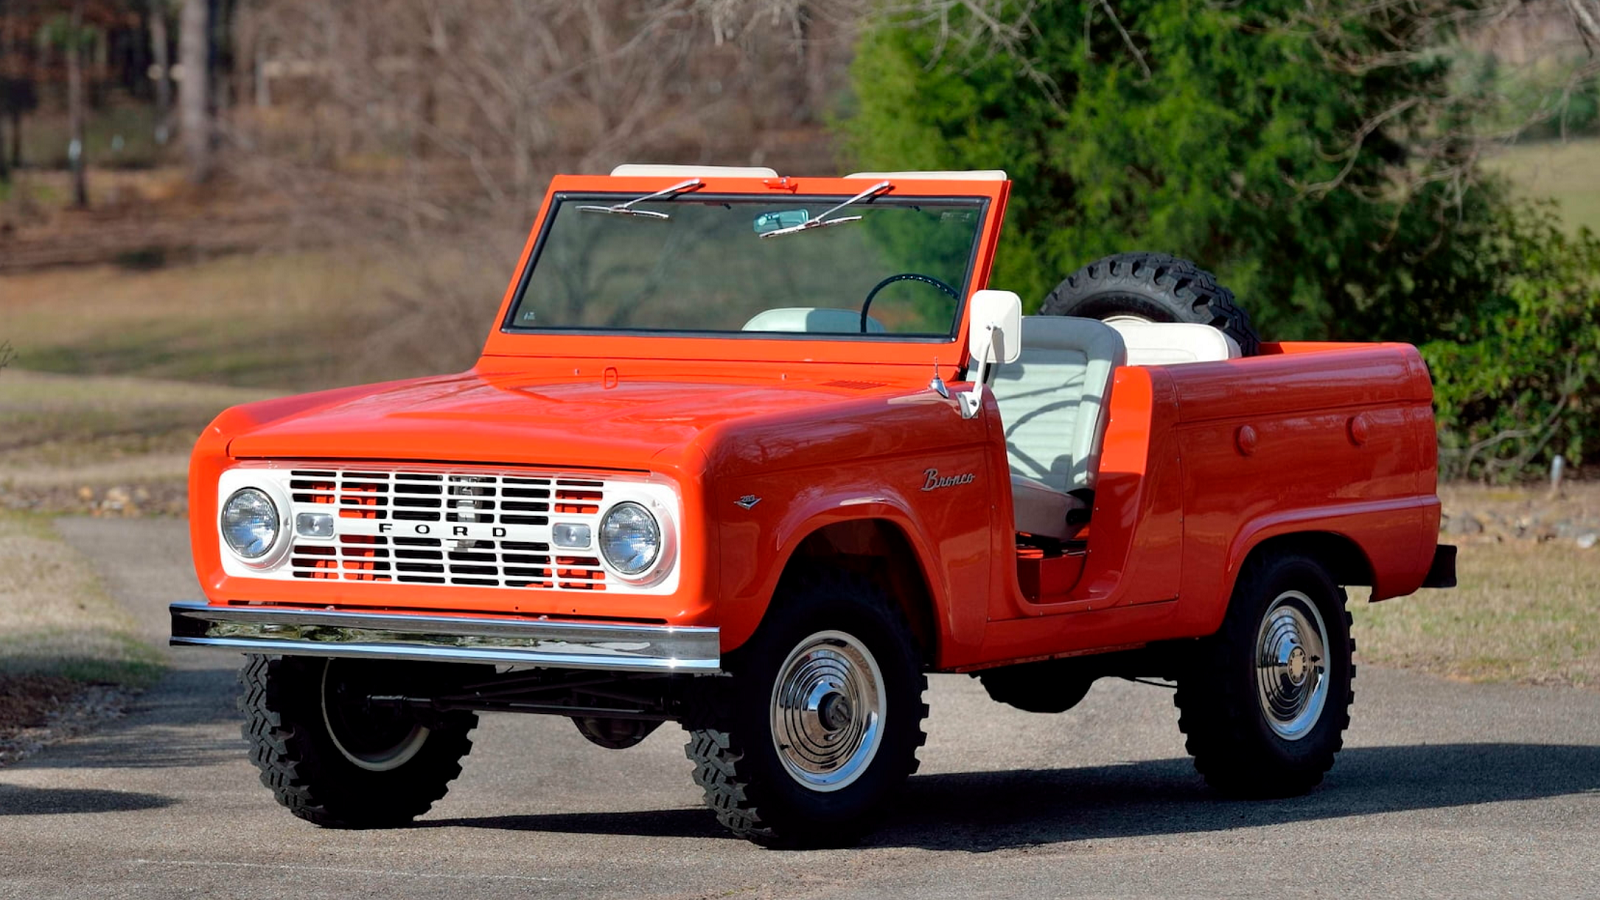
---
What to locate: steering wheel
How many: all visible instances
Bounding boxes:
[860,272,961,333]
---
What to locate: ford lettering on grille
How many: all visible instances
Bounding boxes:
[248,466,628,591]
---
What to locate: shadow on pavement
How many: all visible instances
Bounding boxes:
[423,807,727,840]
[423,742,1600,850]
[0,784,175,815]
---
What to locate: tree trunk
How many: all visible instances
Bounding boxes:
[150,0,171,145]
[179,0,211,184]
[67,0,88,208]
[0,0,9,181]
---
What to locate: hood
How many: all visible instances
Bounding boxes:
[224,369,913,473]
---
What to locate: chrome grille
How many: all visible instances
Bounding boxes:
[283,468,609,590]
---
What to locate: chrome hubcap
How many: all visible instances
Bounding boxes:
[771,630,886,792]
[1255,590,1330,741]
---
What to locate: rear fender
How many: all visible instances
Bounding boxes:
[1189,499,1438,636]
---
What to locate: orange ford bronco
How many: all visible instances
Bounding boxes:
[171,166,1456,847]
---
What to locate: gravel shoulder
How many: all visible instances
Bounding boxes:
[0,513,163,765]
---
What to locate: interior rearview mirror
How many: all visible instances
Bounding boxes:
[959,289,1023,419]
[753,209,811,234]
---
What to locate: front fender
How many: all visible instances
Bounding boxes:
[712,454,992,661]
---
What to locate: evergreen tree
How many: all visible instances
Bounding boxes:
[845,0,1506,342]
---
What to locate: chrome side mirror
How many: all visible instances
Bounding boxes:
[959,289,1022,419]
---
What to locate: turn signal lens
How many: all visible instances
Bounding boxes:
[552,522,591,550]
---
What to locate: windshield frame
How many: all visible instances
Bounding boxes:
[480,174,1011,369]
[501,191,988,342]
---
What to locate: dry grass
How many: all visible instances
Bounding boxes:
[0,369,275,472]
[1351,540,1600,689]
[0,249,438,390]
[1487,136,1600,234]
[0,370,277,515]
[0,244,503,389]
[0,511,162,686]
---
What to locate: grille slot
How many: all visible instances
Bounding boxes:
[283,467,612,590]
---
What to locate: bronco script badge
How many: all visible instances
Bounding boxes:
[922,468,976,491]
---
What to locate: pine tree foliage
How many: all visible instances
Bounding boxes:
[844,0,1508,342]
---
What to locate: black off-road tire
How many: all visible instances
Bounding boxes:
[977,660,1094,714]
[1041,252,1260,356]
[239,655,479,828]
[683,572,928,848]
[1174,553,1355,798]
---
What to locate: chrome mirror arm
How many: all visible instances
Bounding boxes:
[958,324,996,419]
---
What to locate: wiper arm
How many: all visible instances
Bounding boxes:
[578,178,702,220]
[759,180,892,239]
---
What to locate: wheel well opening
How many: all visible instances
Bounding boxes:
[783,519,938,664]
[1244,532,1375,588]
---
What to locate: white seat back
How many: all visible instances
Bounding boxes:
[990,316,1126,493]
[1107,320,1240,365]
[742,308,886,334]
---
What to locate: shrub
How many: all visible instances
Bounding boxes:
[1423,203,1600,481]
[843,0,1508,343]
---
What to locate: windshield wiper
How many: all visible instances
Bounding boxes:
[578,178,702,220]
[759,180,892,239]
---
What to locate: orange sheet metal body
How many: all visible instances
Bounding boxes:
[188,173,1441,672]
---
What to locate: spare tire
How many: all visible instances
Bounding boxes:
[1040,252,1260,356]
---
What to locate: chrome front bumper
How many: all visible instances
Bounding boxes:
[169,601,720,672]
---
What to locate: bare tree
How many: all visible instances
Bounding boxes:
[1560,0,1600,44]
[149,0,171,145]
[66,0,87,206]
[179,0,210,182]
[0,0,8,184]
[227,0,865,373]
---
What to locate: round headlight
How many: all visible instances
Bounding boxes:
[599,502,661,576]
[221,488,280,560]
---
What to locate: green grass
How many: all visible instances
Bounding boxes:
[1351,541,1600,689]
[1487,136,1600,235]
[0,511,163,687]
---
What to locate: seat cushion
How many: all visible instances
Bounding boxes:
[1105,320,1240,365]
[1010,473,1084,540]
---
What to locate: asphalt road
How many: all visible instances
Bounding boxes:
[1,518,1597,899]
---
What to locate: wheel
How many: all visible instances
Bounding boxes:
[683,572,928,847]
[859,272,959,332]
[1174,553,1355,798]
[977,660,1094,713]
[239,655,480,827]
[1040,252,1260,356]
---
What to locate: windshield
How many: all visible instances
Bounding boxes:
[505,192,987,339]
